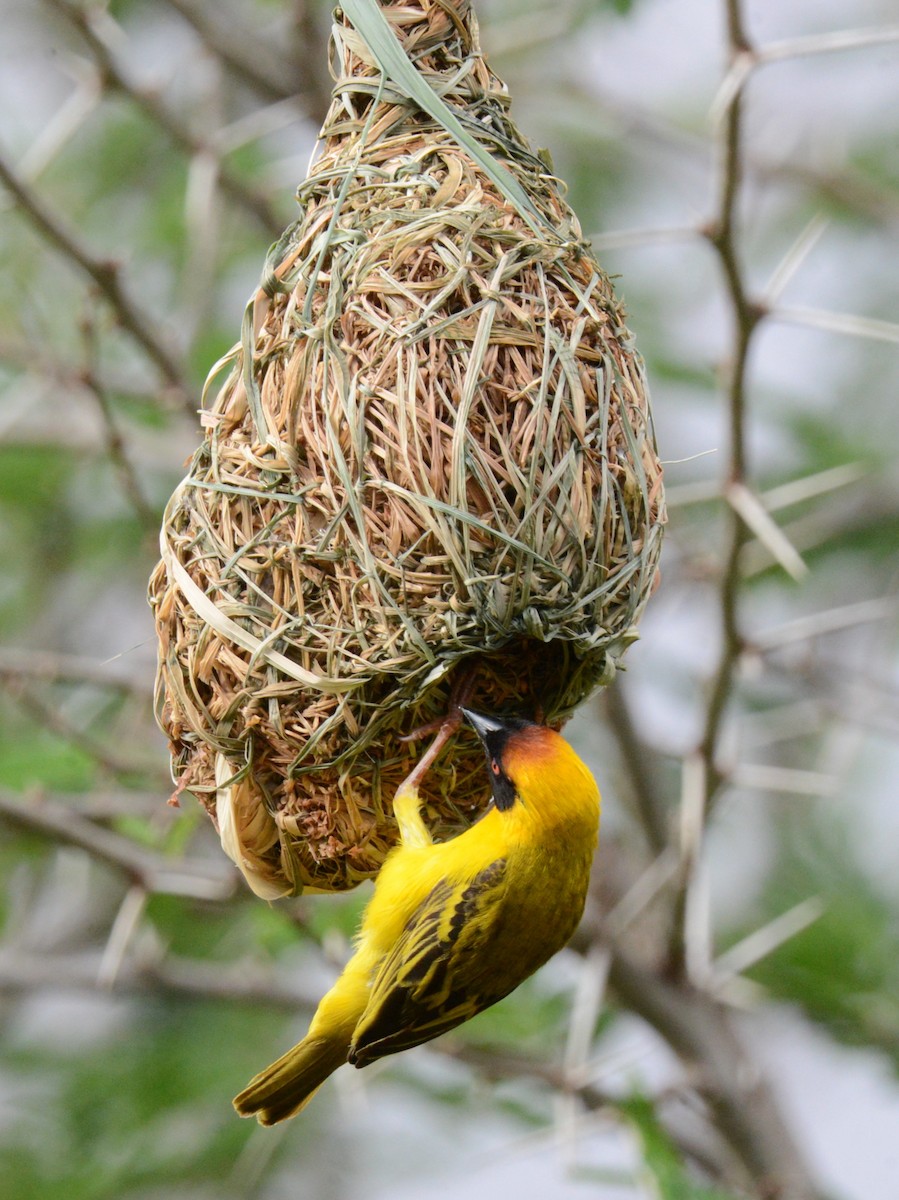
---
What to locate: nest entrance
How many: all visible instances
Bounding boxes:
[245,638,604,893]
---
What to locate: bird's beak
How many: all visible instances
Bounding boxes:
[460,708,506,748]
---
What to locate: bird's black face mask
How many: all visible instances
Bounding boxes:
[461,709,534,812]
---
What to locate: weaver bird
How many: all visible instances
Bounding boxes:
[233,708,600,1125]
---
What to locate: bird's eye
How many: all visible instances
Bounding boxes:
[491,759,501,776]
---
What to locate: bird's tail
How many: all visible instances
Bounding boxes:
[233,1033,350,1125]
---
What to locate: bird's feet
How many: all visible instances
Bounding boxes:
[398,666,478,748]
[392,667,478,849]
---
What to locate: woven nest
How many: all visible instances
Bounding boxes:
[148,0,665,898]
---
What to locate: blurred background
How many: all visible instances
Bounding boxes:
[1,1,898,1197]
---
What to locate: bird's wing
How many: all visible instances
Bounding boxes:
[349,856,509,1065]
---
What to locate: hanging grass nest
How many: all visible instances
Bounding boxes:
[148,0,665,899]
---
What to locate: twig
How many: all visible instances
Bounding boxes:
[603,684,670,854]
[45,0,285,238]
[0,947,317,1008]
[603,941,825,1200]
[741,487,899,579]
[80,307,159,531]
[753,595,898,651]
[730,764,838,797]
[662,463,864,513]
[590,224,701,251]
[672,753,711,985]
[0,645,152,697]
[727,482,808,582]
[772,306,899,345]
[7,679,161,782]
[0,149,193,415]
[763,214,829,305]
[16,68,103,180]
[0,789,236,900]
[712,897,825,985]
[214,97,310,155]
[562,944,610,1079]
[603,849,679,940]
[161,0,301,102]
[760,463,866,512]
[758,25,899,64]
[97,885,149,988]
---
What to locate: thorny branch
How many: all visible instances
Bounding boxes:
[662,0,765,977]
[602,935,823,1200]
[697,0,759,796]
[0,940,727,1181]
[601,0,833,1195]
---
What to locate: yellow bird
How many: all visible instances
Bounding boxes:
[233,708,601,1125]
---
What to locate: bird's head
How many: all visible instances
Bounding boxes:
[461,709,600,832]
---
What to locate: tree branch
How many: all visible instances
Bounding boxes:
[0,789,235,900]
[80,308,159,531]
[162,0,303,103]
[603,939,826,1200]
[0,149,193,416]
[668,0,766,978]
[0,645,152,697]
[0,947,314,1009]
[603,683,670,855]
[45,0,286,238]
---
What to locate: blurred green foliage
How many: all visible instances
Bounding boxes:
[2,1002,279,1200]
[745,815,899,1071]
[622,1096,741,1200]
